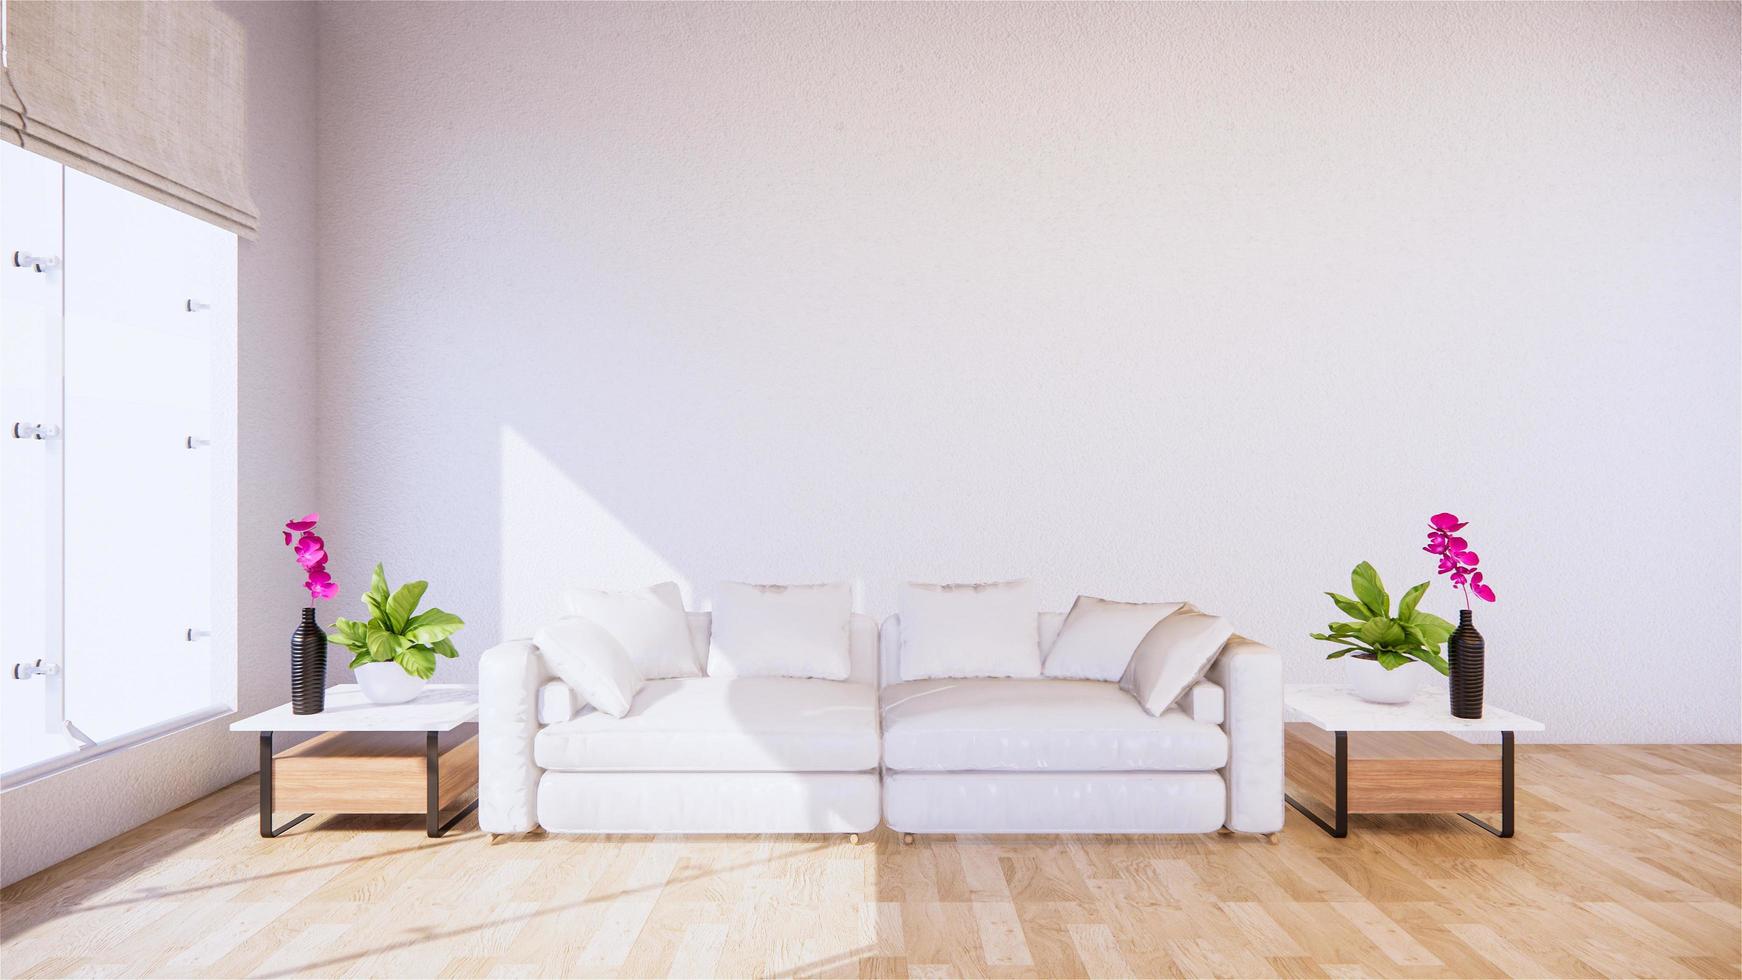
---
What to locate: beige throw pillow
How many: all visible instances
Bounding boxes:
[533,616,645,718]
[897,579,1041,681]
[559,581,701,679]
[1119,606,1235,716]
[708,581,853,680]
[1043,596,1185,682]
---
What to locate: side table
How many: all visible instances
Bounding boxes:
[1283,683,1544,838]
[230,684,480,838]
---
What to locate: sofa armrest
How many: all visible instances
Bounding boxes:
[1186,679,1224,725]
[1205,636,1283,833]
[478,639,552,833]
[538,680,583,725]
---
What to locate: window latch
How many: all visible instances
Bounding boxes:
[12,251,59,273]
[13,422,60,440]
[12,659,59,680]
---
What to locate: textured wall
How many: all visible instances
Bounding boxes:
[0,0,321,887]
[313,2,1738,742]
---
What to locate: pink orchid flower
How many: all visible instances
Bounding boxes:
[304,568,338,601]
[293,533,327,570]
[1430,512,1468,532]
[1469,572,1496,603]
[1423,512,1496,609]
[282,512,338,601]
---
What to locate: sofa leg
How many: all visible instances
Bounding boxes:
[902,833,915,845]
[1217,826,1233,835]
[1264,832,1281,845]
[489,833,506,845]
[848,833,861,845]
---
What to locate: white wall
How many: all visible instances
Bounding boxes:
[0,0,320,887]
[309,1,1739,743]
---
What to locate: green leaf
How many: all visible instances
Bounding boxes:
[1326,592,1369,620]
[327,617,369,652]
[385,580,428,633]
[1358,617,1405,647]
[1324,647,1363,660]
[1401,622,1429,648]
[365,624,408,663]
[431,637,460,659]
[1397,581,1430,622]
[1412,612,1455,645]
[405,608,464,645]
[348,649,372,670]
[1412,646,1451,676]
[364,564,391,624]
[1350,562,1389,618]
[1375,649,1411,671]
[1329,621,1363,635]
[395,645,437,679]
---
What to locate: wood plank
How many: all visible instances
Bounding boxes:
[272,731,478,814]
[1287,724,1502,813]
[0,745,1735,979]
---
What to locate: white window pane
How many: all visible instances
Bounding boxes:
[0,143,76,776]
[62,171,219,744]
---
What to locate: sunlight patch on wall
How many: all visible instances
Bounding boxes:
[499,424,690,638]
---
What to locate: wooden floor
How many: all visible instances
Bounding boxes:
[1,744,1737,979]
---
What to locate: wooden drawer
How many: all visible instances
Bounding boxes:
[271,727,477,815]
[1286,723,1502,814]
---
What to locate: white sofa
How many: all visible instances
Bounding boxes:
[478,611,882,835]
[879,612,1283,838]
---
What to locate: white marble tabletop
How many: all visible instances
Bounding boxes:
[1285,684,1545,733]
[229,684,478,732]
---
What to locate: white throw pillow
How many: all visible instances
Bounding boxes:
[898,580,1041,681]
[558,581,702,679]
[708,581,853,680]
[1043,595,1185,682]
[532,616,645,718]
[1120,605,1235,716]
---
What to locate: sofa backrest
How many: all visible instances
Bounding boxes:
[687,611,880,686]
[877,612,1066,687]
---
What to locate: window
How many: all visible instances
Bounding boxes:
[1,144,237,784]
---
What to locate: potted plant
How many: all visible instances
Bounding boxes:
[1310,561,1453,703]
[328,564,465,704]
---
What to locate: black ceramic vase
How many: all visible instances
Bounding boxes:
[291,607,326,714]
[1448,609,1484,719]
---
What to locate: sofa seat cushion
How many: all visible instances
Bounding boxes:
[881,678,1228,772]
[535,677,879,773]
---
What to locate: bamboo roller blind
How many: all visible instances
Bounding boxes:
[1,0,258,238]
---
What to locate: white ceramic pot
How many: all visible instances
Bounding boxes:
[355,660,427,704]
[1343,655,1424,704]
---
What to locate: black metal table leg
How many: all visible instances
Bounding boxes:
[1460,730,1515,838]
[1286,730,1348,837]
[426,730,478,838]
[259,731,313,838]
